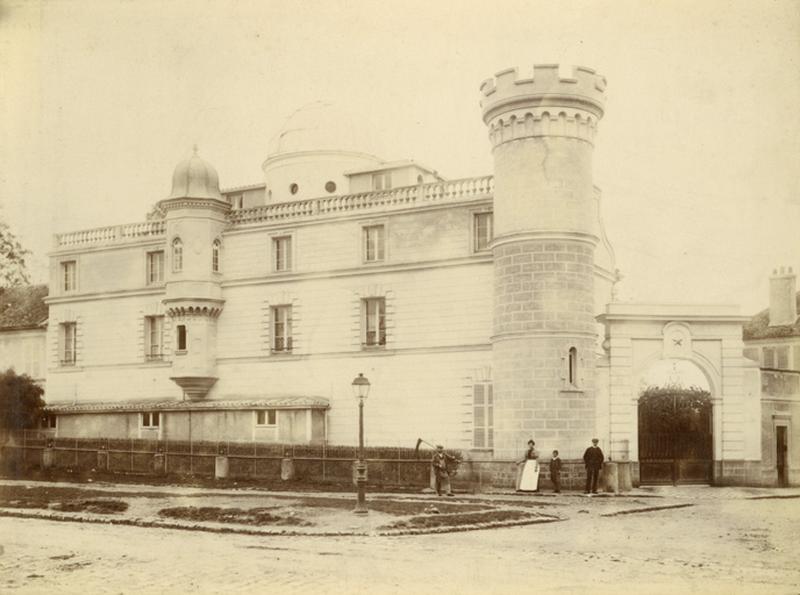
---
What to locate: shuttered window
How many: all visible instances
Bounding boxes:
[473,383,494,448]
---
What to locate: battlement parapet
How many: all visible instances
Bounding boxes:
[480,64,606,123]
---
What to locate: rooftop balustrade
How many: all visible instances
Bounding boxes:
[55,220,167,250]
[54,175,494,250]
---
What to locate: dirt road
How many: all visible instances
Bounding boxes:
[2,487,799,594]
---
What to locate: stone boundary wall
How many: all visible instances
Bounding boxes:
[0,437,449,488]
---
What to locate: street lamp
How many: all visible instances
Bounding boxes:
[351,372,371,515]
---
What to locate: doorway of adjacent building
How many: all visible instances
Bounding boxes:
[638,384,713,485]
[776,425,788,487]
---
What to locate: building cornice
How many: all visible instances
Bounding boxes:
[45,287,166,306]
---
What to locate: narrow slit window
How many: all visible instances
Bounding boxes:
[568,347,578,385]
[177,325,187,351]
[212,239,221,273]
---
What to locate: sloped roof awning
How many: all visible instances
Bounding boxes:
[45,396,330,415]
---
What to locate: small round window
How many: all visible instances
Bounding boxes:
[325,181,337,193]
[289,183,299,195]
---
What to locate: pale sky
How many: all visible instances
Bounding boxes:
[1,0,798,313]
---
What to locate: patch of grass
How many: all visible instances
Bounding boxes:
[0,498,50,510]
[380,509,540,530]
[158,506,311,527]
[50,499,129,514]
[0,490,128,514]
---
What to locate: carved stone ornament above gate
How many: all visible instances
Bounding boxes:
[662,322,692,359]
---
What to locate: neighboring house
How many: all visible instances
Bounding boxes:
[0,284,48,384]
[743,267,800,486]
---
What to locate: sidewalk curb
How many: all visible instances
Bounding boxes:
[600,503,695,517]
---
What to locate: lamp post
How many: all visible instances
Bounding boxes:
[351,372,371,515]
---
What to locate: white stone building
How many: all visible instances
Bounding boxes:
[40,64,793,486]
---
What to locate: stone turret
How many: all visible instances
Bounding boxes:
[480,64,607,459]
[157,150,230,399]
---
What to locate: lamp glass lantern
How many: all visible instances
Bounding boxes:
[351,372,371,400]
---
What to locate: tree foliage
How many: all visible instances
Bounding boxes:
[0,368,45,431]
[0,221,31,288]
[639,384,711,434]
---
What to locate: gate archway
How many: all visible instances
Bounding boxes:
[638,378,713,484]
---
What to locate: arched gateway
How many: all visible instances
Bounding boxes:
[597,304,762,486]
[637,360,713,484]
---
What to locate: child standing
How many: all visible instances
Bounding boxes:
[550,450,562,493]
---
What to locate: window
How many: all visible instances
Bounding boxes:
[176,325,187,351]
[146,251,164,285]
[325,181,337,193]
[145,316,164,361]
[172,238,183,272]
[362,298,386,347]
[40,414,57,429]
[372,172,392,191]
[763,347,776,368]
[61,322,77,366]
[473,383,494,448]
[289,183,299,195]
[568,347,578,386]
[62,261,77,292]
[273,236,292,272]
[141,412,160,428]
[212,239,221,273]
[776,346,789,370]
[271,306,293,352]
[256,410,277,426]
[363,225,385,262]
[473,212,493,252]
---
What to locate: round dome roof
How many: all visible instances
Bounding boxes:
[267,101,383,158]
[168,149,223,200]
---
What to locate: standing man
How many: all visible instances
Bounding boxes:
[549,450,562,494]
[583,438,604,494]
[431,445,454,497]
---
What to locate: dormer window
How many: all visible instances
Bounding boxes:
[372,172,392,191]
[172,238,183,273]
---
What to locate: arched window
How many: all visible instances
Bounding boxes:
[172,238,183,273]
[212,239,221,273]
[568,347,578,386]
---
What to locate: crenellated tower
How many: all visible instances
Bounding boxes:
[480,64,607,459]
[158,150,230,399]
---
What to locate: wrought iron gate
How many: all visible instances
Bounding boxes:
[638,388,713,485]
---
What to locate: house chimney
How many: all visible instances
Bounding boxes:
[769,266,797,326]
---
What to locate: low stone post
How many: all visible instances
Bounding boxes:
[97,448,109,472]
[42,440,55,469]
[617,461,632,492]
[281,457,295,481]
[602,461,619,494]
[153,452,166,475]
[215,445,229,480]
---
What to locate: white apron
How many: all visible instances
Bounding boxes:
[517,460,540,491]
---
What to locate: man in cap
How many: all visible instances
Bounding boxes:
[431,445,454,497]
[583,438,605,494]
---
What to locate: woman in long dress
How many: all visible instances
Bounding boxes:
[516,439,540,492]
